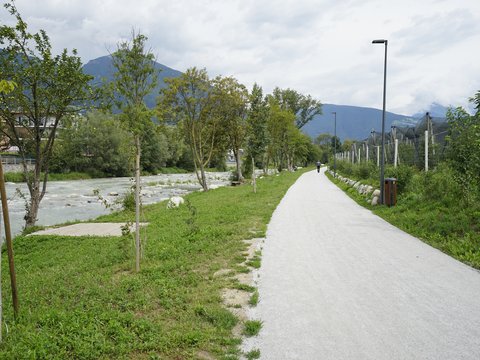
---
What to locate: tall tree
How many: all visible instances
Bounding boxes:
[213,76,249,181]
[246,83,269,191]
[111,31,158,272]
[0,1,92,228]
[266,101,297,171]
[272,87,323,128]
[160,67,222,191]
[50,111,132,177]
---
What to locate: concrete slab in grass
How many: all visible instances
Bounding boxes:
[30,222,148,237]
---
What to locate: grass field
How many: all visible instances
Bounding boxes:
[0,169,307,359]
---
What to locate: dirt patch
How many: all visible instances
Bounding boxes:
[222,289,251,309]
[242,238,263,259]
[213,268,233,278]
[216,237,265,351]
[196,350,216,360]
[235,272,253,285]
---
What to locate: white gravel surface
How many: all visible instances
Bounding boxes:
[243,168,480,359]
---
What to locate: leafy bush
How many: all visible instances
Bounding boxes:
[385,164,416,194]
[421,163,462,206]
[353,163,371,180]
[336,161,353,176]
[4,172,25,182]
[122,190,136,212]
[445,106,480,200]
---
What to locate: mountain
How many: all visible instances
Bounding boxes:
[82,55,183,108]
[412,102,449,118]
[82,55,448,140]
[302,104,416,141]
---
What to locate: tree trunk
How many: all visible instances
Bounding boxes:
[235,149,243,182]
[25,190,41,229]
[135,135,141,272]
[199,162,208,191]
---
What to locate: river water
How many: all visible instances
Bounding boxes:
[2,172,231,237]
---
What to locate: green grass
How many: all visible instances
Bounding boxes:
[245,348,261,359]
[249,290,259,306]
[326,167,480,269]
[3,172,25,182]
[231,283,256,293]
[243,320,262,337]
[246,250,262,269]
[0,168,307,359]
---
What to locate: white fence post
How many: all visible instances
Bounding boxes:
[394,139,398,168]
[425,130,429,172]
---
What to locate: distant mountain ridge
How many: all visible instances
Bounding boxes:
[82,55,183,108]
[301,103,449,141]
[82,55,447,140]
[302,104,413,141]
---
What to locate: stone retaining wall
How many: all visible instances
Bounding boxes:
[327,170,381,206]
[4,164,34,173]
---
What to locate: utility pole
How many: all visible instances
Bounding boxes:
[372,39,388,204]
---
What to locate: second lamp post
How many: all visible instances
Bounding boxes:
[372,39,388,204]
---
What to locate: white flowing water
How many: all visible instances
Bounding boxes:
[2,172,231,237]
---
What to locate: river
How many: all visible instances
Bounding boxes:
[2,172,232,237]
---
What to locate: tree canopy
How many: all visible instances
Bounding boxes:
[272,87,323,129]
[0,1,92,227]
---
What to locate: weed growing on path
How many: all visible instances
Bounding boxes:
[243,320,263,336]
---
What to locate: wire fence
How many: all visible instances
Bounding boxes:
[336,114,450,170]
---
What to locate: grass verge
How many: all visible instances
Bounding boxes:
[1,168,307,359]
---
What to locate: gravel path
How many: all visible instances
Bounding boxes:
[243,168,480,359]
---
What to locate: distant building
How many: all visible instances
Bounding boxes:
[1,110,59,152]
[226,149,244,164]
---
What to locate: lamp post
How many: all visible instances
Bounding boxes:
[332,111,337,178]
[372,39,388,204]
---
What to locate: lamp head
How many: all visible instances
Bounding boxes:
[372,39,387,44]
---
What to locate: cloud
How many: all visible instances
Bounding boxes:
[1,0,479,115]
[393,8,479,56]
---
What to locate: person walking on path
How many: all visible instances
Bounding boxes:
[243,168,480,359]
[316,161,321,173]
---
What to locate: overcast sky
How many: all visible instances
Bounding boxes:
[1,0,479,115]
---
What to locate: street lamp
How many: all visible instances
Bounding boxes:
[332,111,337,178]
[372,39,388,204]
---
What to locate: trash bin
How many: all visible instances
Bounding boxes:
[384,178,397,207]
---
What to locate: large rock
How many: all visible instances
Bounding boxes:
[371,196,379,206]
[372,189,381,197]
[167,196,185,209]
